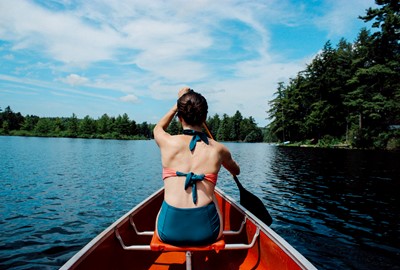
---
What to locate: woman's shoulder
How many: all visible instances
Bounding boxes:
[160,134,191,148]
[208,138,223,146]
[208,139,229,153]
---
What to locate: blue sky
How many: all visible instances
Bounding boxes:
[0,0,376,126]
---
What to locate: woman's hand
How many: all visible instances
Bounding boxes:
[178,87,191,98]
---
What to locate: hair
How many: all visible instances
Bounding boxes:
[177,90,208,126]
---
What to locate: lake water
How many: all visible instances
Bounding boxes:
[0,136,399,269]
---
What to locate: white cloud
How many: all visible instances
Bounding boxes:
[199,58,309,124]
[0,73,116,102]
[120,94,139,103]
[315,0,376,38]
[0,1,122,65]
[60,74,89,86]
[3,54,14,60]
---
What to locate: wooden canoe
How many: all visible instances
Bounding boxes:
[60,187,317,270]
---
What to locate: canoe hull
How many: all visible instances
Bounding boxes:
[61,188,317,270]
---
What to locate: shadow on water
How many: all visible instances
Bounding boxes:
[268,146,400,270]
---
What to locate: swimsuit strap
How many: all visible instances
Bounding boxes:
[182,129,209,151]
[176,171,205,204]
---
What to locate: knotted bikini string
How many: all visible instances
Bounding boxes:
[176,171,205,204]
[182,129,209,151]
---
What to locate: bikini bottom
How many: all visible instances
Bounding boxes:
[157,200,220,246]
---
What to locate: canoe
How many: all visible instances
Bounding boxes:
[60,187,317,270]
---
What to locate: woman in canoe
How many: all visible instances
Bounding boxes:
[153,87,240,246]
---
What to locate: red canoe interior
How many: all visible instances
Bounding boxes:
[64,189,309,270]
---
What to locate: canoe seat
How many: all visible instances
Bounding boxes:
[149,231,227,270]
[115,216,260,270]
[150,230,226,252]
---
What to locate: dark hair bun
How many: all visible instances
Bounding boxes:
[177,90,208,126]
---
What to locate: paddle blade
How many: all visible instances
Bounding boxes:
[233,176,273,226]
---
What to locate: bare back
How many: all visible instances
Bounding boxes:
[158,134,223,208]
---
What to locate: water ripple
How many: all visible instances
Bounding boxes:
[1,138,399,269]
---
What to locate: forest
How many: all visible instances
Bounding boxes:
[267,0,399,150]
[0,106,264,142]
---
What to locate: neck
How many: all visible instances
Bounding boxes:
[182,124,203,132]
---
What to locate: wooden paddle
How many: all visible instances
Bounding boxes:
[203,123,273,226]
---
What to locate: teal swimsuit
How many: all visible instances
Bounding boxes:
[157,200,220,246]
[157,130,221,246]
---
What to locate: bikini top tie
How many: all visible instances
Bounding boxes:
[176,171,205,204]
[182,129,209,151]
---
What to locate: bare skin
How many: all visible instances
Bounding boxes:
[153,87,240,239]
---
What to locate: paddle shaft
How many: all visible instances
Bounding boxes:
[202,122,273,226]
[202,122,238,179]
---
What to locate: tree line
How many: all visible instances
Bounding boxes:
[0,106,264,142]
[0,106,153,140]
[169,111,264,142]
[267,0,399,150]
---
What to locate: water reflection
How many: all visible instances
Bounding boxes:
[268,147,400,269]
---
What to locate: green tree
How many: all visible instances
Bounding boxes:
[80,115,97,136]
[21,115,39,131]
[230,111,243,141]
[206,114,220,139]
[217,114,230,141]
[344,28,375,132]
[240,117,263,142]
[2,121,9,134]
[167,118,180,135]
[97,114,111,134]
[138,122,152,138]
[345,1,400,147]
[1,106,24,131]
[0,106,3,129]
[267,82,287,142]
[360,0,400,63]
[34,118,54,135]
[130,119,137,136]
[53,117,65,135]
[360,0,400,126]
[114,113,131,136]
[67,113,79,137]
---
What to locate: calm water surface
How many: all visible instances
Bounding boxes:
[0,136,399,269]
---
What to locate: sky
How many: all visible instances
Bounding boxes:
[0,0,377,127]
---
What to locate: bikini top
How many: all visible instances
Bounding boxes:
[162,129,218,204]
[162,168,218,204]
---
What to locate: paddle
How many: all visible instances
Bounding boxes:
[203,123,273,226]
